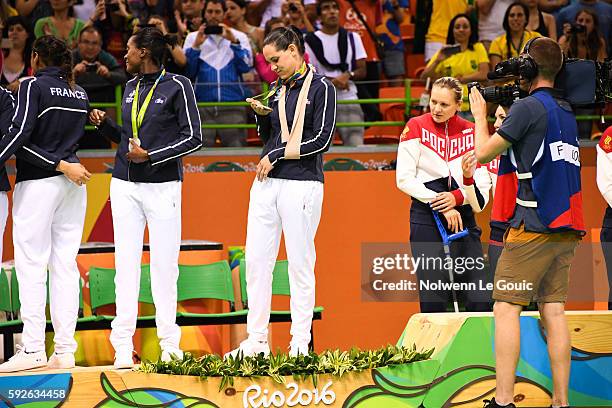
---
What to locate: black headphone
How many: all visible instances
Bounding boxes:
[518,37,540,80]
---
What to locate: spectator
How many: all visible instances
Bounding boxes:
[89,0,137,65]
[73,26,126,95]
[556,0,610,55]
[376,0,406,81]
[477,0,513,51]
[226,0,264,52]
[559,8,607,139]
[337,0,382,122]
[72,25,126,148]
[305,0,366,146]
[424,0,468,61]
[254,17,285,83]
[281,0,315,33]
[251,0,283,28]
[144,15,187,74]
[184,0,253,147]
[559,8,608,60]
[1,16,33,93]
[521,0,556,40]
[421,13,488,112]
[14,0,52,28]
[172,0,204,41]
[73,0,96,22]
[489,2,541,69]
[34,0,87,48]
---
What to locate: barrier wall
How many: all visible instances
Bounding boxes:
[0,148,608,353]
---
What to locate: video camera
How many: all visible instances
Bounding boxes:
[468,57,612,108]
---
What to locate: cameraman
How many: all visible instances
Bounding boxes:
[470,37,584,408]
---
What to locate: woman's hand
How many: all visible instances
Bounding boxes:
[430,192,457,212]
[256,155,274,181]
[246,97,273,115]
[126,139,149,163]
[469,86,487,121]
[442,209,463,233]
[57,161,91,186]
[462,151,477,178]
[89,109,107,126]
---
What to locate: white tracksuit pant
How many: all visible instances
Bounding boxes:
[245,177,324,346]
[109,178,182,352]
[13,176,86,354]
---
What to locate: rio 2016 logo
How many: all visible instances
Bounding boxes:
[243,381,336,408]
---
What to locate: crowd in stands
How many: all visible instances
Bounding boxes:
[0,0,609,147]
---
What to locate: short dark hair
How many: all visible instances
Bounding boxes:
[78,25,102,42]
[205,0,227,12]
[316,0,339,16]
[264,17,284,38]
[263,26,305,55]
[528,37,563,81]
[130,27,178,67]
[446,13,478,51]
[227,0,247,8]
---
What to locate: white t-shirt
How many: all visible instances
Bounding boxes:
[478,0,513,43]
[304,30,367,100]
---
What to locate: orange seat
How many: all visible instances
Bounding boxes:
[246,128,263,146]
[405,53,425,78]
[364,126,401,144]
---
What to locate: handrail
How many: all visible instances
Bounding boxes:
[85,83,611,131]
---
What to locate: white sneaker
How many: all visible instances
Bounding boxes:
[113,349,134,369]
[224,339,270,359]
[289,343,309,357]
[161,348,184,362]
[0,346,47,373]
[47,352,75,369]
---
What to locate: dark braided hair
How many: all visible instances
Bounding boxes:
[263,26,305,55]
[32,35,75,89]
[131,27,178,68]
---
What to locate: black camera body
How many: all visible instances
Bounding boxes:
[569,24,586,34]
[85,62,98,73]
[204,25,223,35]
[470,57,611,108]
[288,3,299,12]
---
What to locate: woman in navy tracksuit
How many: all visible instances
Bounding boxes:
[89,27,202,369]
[226,27,336,358]
[0,87,14,282]
[0,36,91,373]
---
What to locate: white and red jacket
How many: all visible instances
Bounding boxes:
[597,126,612,228]
[396,113,492,226]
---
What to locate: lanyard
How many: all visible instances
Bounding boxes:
[252,62,309,102]
[131,69,165,140]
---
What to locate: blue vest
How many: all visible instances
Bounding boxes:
[513,90,585,233]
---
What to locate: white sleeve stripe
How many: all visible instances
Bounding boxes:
[150,77,203,165]
[22,146,54,164]
[299,78,336,157]
[149,77,196,156]
[152,144,202,165]
[0,78,35,159]
[37,107,88,118]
